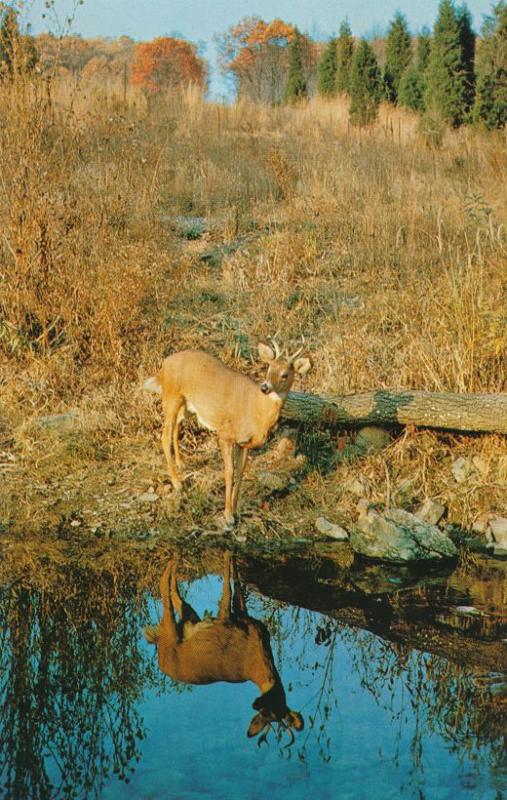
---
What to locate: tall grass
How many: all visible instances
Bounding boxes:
[1,70,506,408]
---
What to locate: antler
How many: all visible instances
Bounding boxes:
[257,720,296,749]
[268,332,282,360]
[257,721,276,748]
[288,335,305,362]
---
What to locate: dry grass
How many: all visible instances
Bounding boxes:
[1,70,506,538]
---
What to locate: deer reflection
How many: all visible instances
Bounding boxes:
[144,552,304,746]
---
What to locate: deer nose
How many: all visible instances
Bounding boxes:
[260,382,271,394]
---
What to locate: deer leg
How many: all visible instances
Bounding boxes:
[217,551,232,620]
[232,558,247,617]
[172,405,185,472]
[159,560,178,641]
[161,397,183,490]
[232,445,249,516]
[219,439,235,526]
[170,561,200,624]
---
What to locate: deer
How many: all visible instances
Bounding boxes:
[143,337,312,527]
[144,551,304,746]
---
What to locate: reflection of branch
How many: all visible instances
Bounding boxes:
[299,628,338,762]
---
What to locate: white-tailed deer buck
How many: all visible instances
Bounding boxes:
[144,337,311,526]
[144,552,304,745]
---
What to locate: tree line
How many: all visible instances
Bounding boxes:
[1,0,506,130]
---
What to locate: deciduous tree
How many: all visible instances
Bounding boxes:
[216,17,315,104]
[131,36,206,94]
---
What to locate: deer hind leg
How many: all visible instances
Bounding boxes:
[232,445,249,517]
[161,396,184,490]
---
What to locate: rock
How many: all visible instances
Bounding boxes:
[416,498,446,526]
[37,411,78,431]
[472,456,489,476]
[472,513,490,535]
[138,492,160,504]
[355,426,391,455]
[395,477,417,504]
[256,471,290,492]
[489,517,507,546]
[350,506,458,563]
[452,457,477,483]
[271,437,295,458]
[70,519,81,528]
[315,517,349,541]
[345,476,370,498]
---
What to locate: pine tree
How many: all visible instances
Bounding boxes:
[416,27,432,73]
[349,39,383,126]
[285,28,307,103]
[474,2,507,128]
[398,28,431,112]
[425,0,475,127]
[317,38,337,96]
[384,12,412,103]
[335,20,355,94]
[458,5,476,113]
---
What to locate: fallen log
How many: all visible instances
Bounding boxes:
[282,389,507,434]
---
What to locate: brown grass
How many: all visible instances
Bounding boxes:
[1,70,506,538]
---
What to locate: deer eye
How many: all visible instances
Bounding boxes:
[281,372,289,379]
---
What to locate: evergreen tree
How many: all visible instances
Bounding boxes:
[335,20,355,94]
[398,28,431,112]
[425,0,475,127]
[474,2,507,128]
[458,5,476,112]
[317,38,337,96]
[384,12,412,102]
[285,28,307,103]
[349,39,383,126]
[416,27,432,73]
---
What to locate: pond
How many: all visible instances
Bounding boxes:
[0,543,505,800]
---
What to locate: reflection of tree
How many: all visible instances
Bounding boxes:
[0,570,163,800]
[251,598,505,779]
[337,624,506,770]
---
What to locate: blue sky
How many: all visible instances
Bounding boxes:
[24,0,494,97]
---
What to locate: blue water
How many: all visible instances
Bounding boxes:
[0,561,505,800]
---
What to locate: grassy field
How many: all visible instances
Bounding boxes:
[1,75,506,539]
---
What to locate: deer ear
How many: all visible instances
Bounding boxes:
[293,356,312,376]
[247,712,266,738]
[285,710,304,731]
[258,342,275,363]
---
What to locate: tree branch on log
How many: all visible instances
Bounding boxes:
[282,389,507,434]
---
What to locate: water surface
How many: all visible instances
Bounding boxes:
[0,545,505,799]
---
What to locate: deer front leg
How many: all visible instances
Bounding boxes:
[161,398,184,490]
[217,551,232,620]
[232,445,249,517]
[219,439,235,526]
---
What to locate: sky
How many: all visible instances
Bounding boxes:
[23,0,494,97]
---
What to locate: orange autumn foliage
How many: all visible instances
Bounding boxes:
[131,37,206,94]
[222,18,296,75]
